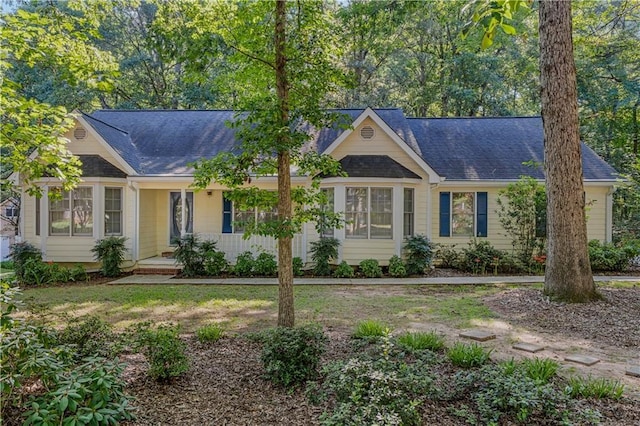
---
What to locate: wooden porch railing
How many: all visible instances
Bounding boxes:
[198,233,306,263]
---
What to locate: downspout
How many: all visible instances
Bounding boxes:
[605,186,616,243]
[128,181,139,262]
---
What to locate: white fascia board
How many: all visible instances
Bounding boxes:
[319,177,423,185]
[322,107,441,182]
[440,179,618,188]
[75,113,137,176]
[128,175,310,184]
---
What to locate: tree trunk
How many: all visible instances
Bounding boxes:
[275,0,295,327]
[539,0,598,302]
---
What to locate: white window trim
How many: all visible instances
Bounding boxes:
[450,191,477,238]
[345,186,393,240]
[104,187,124,236]
[48,186,95,237]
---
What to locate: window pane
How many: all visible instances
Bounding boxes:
[72,187,93,235]
[105,188,122,236]
[452,192,474,236]
[345,187,368,238]
[370,188,392,239]
[49,190,70,235]
[234,208,254,233]
[404,188,414,238]
[320,188,334,237]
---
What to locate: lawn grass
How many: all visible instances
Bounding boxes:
[20,284,503,332]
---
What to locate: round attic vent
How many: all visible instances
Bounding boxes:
[73,127,87,140]
[360,125,375,139]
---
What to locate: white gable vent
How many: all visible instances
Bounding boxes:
[73,127,87,140]
[360,125,375,140]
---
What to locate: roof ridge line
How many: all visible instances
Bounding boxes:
[81,112,130,135]
[407,115,542,120]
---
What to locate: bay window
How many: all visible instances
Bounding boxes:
[345,187,392,239]
[105,187,123,236]
[49,187,93,236]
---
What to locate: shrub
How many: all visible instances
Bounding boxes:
[196,323,224,343]
[57,316,118,360]
[21,257,51,286]
[566,375,624,400]
[435,244,461,269]
[92,236,128,277]
[1,284,134,424]
[447,342,492,368]
[139,324,189,382]
[292,256,305,277]
[404,234,435,275]
[0,260,14,270]
[172,234,203,277]
[397,331,445,352]
[359,258,382,278]
[521,357,559,384]
[233,251,255,276]
[9,242,42,283]
[203,250,228,276]
[254,252,277,276]
[23,357,134,426]
[458,240,504,274]
[333,261,354,278]
[260,324,327,388]
[69,264,88,282]
[309,237,340,276]
[388,255,407,278]
[588,239,637,271]
[353,320,389,340]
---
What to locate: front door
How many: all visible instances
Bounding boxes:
[170,191,193,243]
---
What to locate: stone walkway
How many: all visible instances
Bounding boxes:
[109,274,640,286]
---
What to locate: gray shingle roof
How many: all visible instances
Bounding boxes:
[82,109,618,181]
[408,117,618,181]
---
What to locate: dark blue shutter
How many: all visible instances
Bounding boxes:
[222,194,232,233]
[439,192,451,237]
[476,192,488,237]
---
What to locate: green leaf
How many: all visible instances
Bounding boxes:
[500,23,517,35]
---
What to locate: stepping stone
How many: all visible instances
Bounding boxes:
[626,366,640,378]
[564,354,600,366]
[459,330,496,342]
[513,342,545,353]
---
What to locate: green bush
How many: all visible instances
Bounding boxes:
[196,323,224,343]
[92,236,128,277]
[233,251,255,276]
[397,331,445,352]
[359,258,382,278]
[435,244,460,269]
[388,255,407,278]
[0,260,14,270]
[447,342,492,368]
[310,237,340,276]
[333,261,354,278]
[1,284,134,424]
[588,239,637,271]
[353,320,389,340]
[138,324,189,381]
[254,252,277,276]
[260,324,327,388]
[57,316,118,360]
[172,234,204,277]
[21,257,51,286]
[458,240,505,274]
[292,256,305,277]
[404,234,435,275]
[9,242,42,283]
[567,375,624,400]
[203,250,228,276]
[69,264,88,282]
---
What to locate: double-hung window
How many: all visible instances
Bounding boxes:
[439,191,488,237]
[49,187,93,236]
[319,188,335,237]
[345,187,392,239]
[403,188,414,238]
[105,188,123,236]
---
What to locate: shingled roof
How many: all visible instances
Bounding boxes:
[81,109,618,181]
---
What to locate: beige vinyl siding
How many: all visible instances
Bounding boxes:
[138,189,158,259]
[342,240,397,265]
[22,195,38,246]
[331,118,427,179]
[193,191,219,235]
[65,127,127,172]
[45,237,96,262]
[585,186,608,242]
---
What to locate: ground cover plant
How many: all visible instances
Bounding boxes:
[11,282,640,424]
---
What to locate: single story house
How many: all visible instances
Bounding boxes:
[15,108,618,269]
